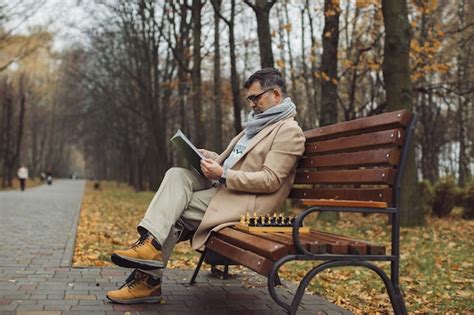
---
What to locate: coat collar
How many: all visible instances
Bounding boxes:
[216,118,290,167]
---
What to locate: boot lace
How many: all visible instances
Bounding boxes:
[127,271,147,289]
[131,234,149,250]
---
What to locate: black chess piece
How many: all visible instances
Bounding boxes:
[277,214,283,226]
[290,217,297,226]
[249,217,256,226]
[270,214,277,226]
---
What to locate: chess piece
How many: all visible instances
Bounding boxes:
[277,214,283,226]
[270,213,277,226]
[249,217,256,226]
[290,216,296,226]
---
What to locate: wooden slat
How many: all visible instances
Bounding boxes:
[288,187,393,203]
[302,233,348,254]
[311,230,386,255]
[293,232,334,254]
[294,168,397,185]
[206,236,273,277]
[273,232,327,254]
[242,230,299,254]
[310,231,367,255]
[301,199,388,209]
[304,109,411,141]
[304,129,404,155]
[266,232,316,253]
[299,148,401,169]
[215,228,288,261]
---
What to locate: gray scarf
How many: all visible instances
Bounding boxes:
[243,97,297,139]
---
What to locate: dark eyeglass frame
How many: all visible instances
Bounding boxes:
[246,88,274,104]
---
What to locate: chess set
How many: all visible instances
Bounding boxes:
[234,212,310,233]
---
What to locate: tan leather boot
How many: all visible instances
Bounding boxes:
[111,235,164,270]
[107,270,162,304]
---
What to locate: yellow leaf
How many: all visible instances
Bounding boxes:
[321,72,330,81]
[276,59,285,68]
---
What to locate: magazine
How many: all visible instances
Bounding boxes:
[170,129,205,175]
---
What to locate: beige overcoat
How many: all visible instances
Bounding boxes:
[191,117,305,249]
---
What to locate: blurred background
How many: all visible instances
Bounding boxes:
[0,0,472,193]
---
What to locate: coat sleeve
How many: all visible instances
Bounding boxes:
[225,122,305,193]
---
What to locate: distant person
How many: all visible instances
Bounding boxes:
[46,169,53,185]
[17,164,29,191]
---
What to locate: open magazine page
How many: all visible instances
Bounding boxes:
[170,129,206,175]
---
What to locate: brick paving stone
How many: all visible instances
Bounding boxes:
[17,312,61,315]
[29,295,48,300]
[64,295,96,300]
[43,305,72,311]
[0,180,353,314]
[17,305,46,311]
[47,295,65,300]
[78,300,105,306]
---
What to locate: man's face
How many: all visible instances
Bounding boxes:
[245,82,282,114]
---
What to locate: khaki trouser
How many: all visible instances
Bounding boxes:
[137,167,217,278]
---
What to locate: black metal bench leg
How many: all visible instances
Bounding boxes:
[223,264,229,280]
[190,248,207,285]
[394,286,408,315]
[274,273,282,286]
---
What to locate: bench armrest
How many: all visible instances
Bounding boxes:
[300,205,397,214]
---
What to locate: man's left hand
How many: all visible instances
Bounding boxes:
[200,158,224,180]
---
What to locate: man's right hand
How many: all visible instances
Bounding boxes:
[198,149,218,160]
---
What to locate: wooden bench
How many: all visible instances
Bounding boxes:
[190,109,417,315]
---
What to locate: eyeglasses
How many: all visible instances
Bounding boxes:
[245,88,274,104]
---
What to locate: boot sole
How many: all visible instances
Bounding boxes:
[106,294,162,304]
[111,253,164,270]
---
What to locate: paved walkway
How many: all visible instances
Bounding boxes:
[0,180,352,314]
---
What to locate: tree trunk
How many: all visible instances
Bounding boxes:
[244,0,276,68]
[457,0,472,187]
[283,2,298,106]
[213,0,223,152]
[191,0,204,147]
[300,6,314,129]
[2,88,12,188]
[319,0,340,126]
[277,7,286,78]
[212,0,242,134]
[306,0,319,128]
[382,0,424,226]
[316,0,340,222]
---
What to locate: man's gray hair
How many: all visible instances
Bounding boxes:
[244,68,287,95]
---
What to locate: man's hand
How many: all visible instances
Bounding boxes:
[200,158,224,180]
[198,149,218,160]
[198,149,210,158]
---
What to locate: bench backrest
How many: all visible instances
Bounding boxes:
[289,109,416,208]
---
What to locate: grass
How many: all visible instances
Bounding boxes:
[73,181,473,313]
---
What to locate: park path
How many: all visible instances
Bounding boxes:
[0,180,351,314]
